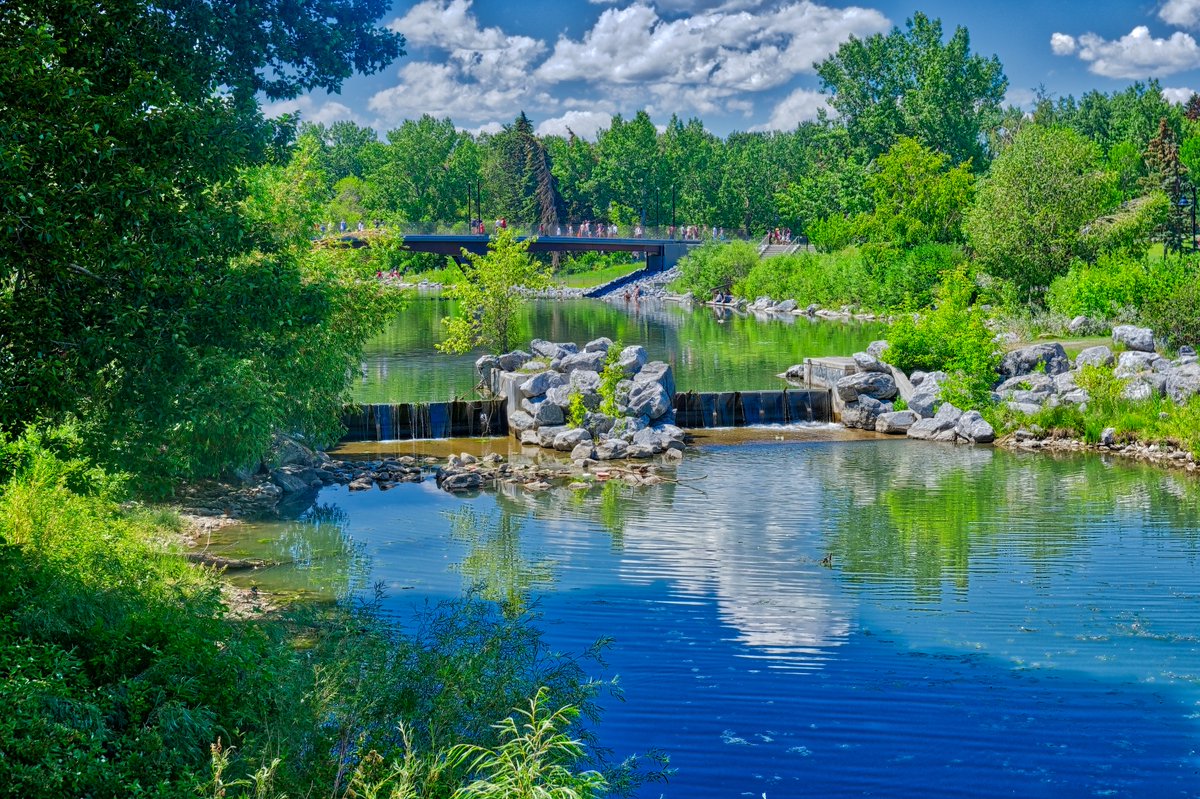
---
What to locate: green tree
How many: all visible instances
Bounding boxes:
[0,0,403,482]
[483,113,563,229]
[1143,117,1190,253]
[439,227,552,354]
[856,137,975,246]
[965,125,1114,298]
[366,115,481,228]
[816,12,1007,168]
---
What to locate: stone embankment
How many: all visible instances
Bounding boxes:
[477,337,689,461]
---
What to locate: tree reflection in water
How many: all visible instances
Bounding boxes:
[446,506,556,616]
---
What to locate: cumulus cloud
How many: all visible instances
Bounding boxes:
[534,110,616,140]
[1052,25,1200,78]
[1049,32,1077,56]
[1162,85,1197,103]
[263,96,357,125]
[751,88,829,130]
[1160,0,1200,29]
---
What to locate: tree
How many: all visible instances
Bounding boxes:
[856,137,975,247]
[1143,117,1190,253]
[439,228,552,355]
[483,113,563,229]
[0,0,403,482]
[816,13,1007,168]
[366,115,481,228]
[965,125,1114,298]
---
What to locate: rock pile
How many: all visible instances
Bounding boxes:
[478,338,688,460]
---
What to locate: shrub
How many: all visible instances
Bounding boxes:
[1044,253,1191,320]
[1140,274,1200,351]
[671,241,759,297]
[807,215,856,253]
[881,267,1001,408]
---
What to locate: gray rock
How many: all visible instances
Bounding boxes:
[906,415,958,441]
[1068,315,1093,335]
[1006,401,1043,415]
[631,427,666,454]
[610,415,649,441]
[835,371,898,402]
[852,351,889,373]
[627,444,657,459]
[1114,351,1160,377]
[626,381,673,420]
[440,471,483,492]
[519,370,556,398]
[773,299,798,313]
[1008,390,1048,406]
[908,391,939,418]
[1165,364,1200,403]
[1122,378,1155,401]
[617,345,648,377]
[519,430,541,446]
[497,350,531,372]
[1180,345,1197,357]
[999,343,1069,378]
[475,354,500,378]
[954,410,994,444]
[584,337,613,353]
[559,350,606,374]
[1060,389,1090,404]
[570,442,596,460]
[508,410,536,433]
[594,439,629,460]
[652,423,687,444]
[804,303,820,315]
[842,395,889,429]
[1112,325,1156,353]
[521,398,565,426]
[1100,427,1117,446]
[536,425,569,448]
[996,373,1054,395]
[570,370,601,393]
[274,435,318,468]
[867,339,890,358]
[553,428,592,452]
[530,339,565,359]
[634,361,676,397]
[270,466,321,494]
[1074,346,1114,369]
[1052,371,1078,393]
[584,412,615,435]
[875,410,919,434]
[545,385,574,409]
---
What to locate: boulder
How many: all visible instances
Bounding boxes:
[545,385,573,409]
[773,299,798,313]
[631,427,666,454]
[475,354,500,380]
[1122,379,1155,402]
[1068,315,1093,335]
[519,370,557,398]
[1114,351,1160,377]
[594,439,629,460]
[1074,346,1114,369]
[1180,345,1197,357]
[1112,325,1155,353]
[497,350,531,372]
[617,345,648,377]
[627,444,657,459]
[908,391,939,419]
[626,381,673,420]
[1052,371,1078,393]
[274,435,318,468]
[875,410,919,434]
[1005,401,1043,415]
[519,429,541,446]
[525,398,565,426]
[584,412,615,435]
[558,350,606,374]
[996,373,1054,397]
[508,409,536,433]
[610,415,649,440]
[842,395,889,429]
[536,425,568,448]
[910,370,947,389]
[530,339,565,359]
[270,466,321,494]
[867,339,890,358]
[570,370,601,393]
[906,410,958,441]
[852,351,889,373]
[553,428,592,452]
[1100,427,1117,446]
[999,343,1069,378]
[634,361,676,397]
[1059,389,1090,404]
[440,471,483,492]
[570,442,596,461]
[835,371,898,402]
[954,410,995,444]
[584,337,614,353]
[1165,363,1200,403]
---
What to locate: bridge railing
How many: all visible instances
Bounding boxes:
[315,222,754,242]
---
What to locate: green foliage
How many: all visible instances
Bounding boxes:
[567,392,588,430]
[598,344,625,417]
[816,12,1007,167]
[855,137,975,247]
[1079,193,1168,258]
[807,215,857,253]
[966,125,1115,298]
[1045,252,1189,319]
[450,688,607,799]
[671,241,759,297]
[881,268,1001,408]
[1140,268,1200,350]
[440,228,553,354]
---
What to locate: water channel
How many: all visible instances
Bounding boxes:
[214,300,1200,796]
[355,296,888,403]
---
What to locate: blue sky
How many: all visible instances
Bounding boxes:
[268,0,1200,138]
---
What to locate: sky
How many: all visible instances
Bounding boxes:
[266,0,1200,139]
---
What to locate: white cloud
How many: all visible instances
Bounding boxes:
[1049,32,1077,56]
[263,96,357,125]
[534,110,616,140]
[1054,25,1200,79]
[1160,0,1200,29]
[751,88,829,130]
[1163,85,1197,103]
[1004,87,1039,109]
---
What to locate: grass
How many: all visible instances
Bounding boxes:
[556,261,645,289]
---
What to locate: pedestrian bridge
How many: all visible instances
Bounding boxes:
[334,231,697,272]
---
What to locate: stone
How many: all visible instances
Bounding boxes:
[525,399,565,426]
[875,410,919,434]
[570,442,596,460]
[1165,364,1200,403]
[996,372,1054,396]
[594,439,629,460]
[852,351,890,373]
[773,299,798,313]
[440,471,483,492]
[1006,401,1043,415]
[867,339,889,358]
[274,435,318,468]
[1180,345,1197,357]
[1060,389,1090,404]
[610,415,650,440]
[519,370,557,398]
[497,350,531,372]
[475,354,500,377]
[954,410,995,444]
[1112,325,1155,353]
[506,407,535,431]
[842,395,889,429]
[908,391,938,419]
[626,380,673,420]
[519,430,540,446]
[999,343,1070,378]
[652,423,687,445]
[584,412,615,435]
[270,466,321,494]
[1068,315,1093,335]
[348,477,374,492]
[553,428,592,451]
[530,339,565,359]
[631,426,666,453]
[627,444,657,459]
[545,385,574,409]
[1123,379,1156,402]
[1074,345,1114,369]
[633,361,676,397]
[558,350,606,374]
[617,345,648,377]
[906,413,958,441]
[584,337,614,353]
[1114,351,1160,377]
[1052,371,1078,393]
[835,371,898,402]
[1100,427,1117,446]
[536,425,568,448]
[805,303,820,315]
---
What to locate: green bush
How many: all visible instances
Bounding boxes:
[1044,253,1191,320]
[807,215,856,253]
[881,268,1001,408]
[1140,274,1200,351]
[671,241,759,297]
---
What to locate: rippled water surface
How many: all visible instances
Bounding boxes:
[355,297,886,402]
[208,441,1200,797]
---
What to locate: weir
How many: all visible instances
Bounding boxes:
[672,389,831,428]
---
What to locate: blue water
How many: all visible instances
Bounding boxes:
[215,440,1200,797]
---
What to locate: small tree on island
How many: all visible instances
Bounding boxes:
[439,226,553,354]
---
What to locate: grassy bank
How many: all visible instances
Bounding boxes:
[0,428,662,799]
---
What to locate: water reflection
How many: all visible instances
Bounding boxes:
[445,506,555,616]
